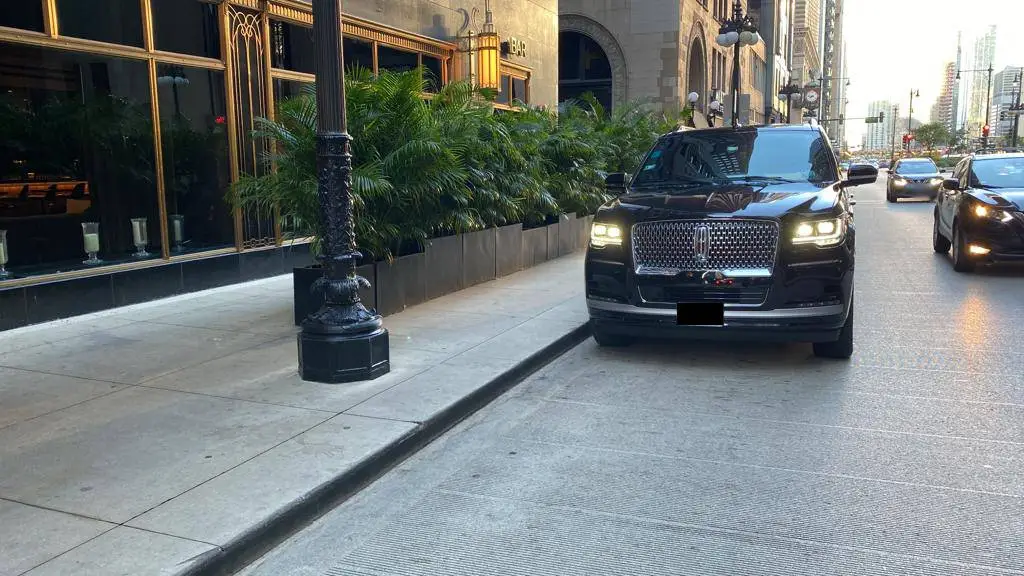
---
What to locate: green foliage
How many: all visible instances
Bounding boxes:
[914,123,951,150]
[232,70,669,262]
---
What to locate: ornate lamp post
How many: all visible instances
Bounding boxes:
[714,1,760,127]
[298,0,390,383]
[907,88,920,150]
[778,80,802,124]
[1011,71,1021,149]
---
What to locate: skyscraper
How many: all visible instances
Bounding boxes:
[966,26,996,138]
[863,100,894,151]
[992,66,1022,140]
[931,62,956,132]
[791,0,821,86]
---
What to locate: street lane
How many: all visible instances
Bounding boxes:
[242,176,1024,576]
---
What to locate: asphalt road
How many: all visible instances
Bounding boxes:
[242,176,1024,576]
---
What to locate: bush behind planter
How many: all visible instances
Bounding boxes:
[232,68,677,266]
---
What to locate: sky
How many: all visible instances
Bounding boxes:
[842,0,1024,148]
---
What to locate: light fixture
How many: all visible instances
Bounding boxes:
[475,2,501,91]
[688,91,699,105]
[591,223,623,247]
[968,244,990,255]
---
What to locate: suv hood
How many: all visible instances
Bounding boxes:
[973,188,1024,211]
[613,182,840,219]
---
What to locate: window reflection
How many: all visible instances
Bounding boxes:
[270,20,315,74]
[496,74,511,105]
[56,0,144,47]
[512,77,528,104]
[378,46,418,74]
[151,0,221,59]
[423,56,442,93]
[344,38,373,73]
[157,65,234,254]
[0,3,44,32]
[0,43,160,276]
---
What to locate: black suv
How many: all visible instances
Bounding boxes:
[585,124,878,358]
[886,157,943,202]
[933,152,1024,272]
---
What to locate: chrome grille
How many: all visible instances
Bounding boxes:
[632,219,780,273]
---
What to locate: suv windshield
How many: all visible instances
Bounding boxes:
[631,129,838,187]
[897,161,937,174]
[971,157,1024,188]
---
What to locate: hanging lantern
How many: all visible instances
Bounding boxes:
[476,30,501,90]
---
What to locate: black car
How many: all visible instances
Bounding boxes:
[585,124,878,359]
[886,157,943,202]
[933,152,1024,272]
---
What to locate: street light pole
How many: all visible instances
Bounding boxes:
[1013,71,1022,149]
[890,103,899,161]
[907,89,920,151]
[715,1,759,127]
[984,64,993,149]
[299,0,390,383]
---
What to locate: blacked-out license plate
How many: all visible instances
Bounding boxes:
[676,303,724,326]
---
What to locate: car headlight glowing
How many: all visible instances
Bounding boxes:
[971,203,1014,223]
[590,223,623,247]
[894,177,906,186]
[974,205,990,218]
[792,218,845,247]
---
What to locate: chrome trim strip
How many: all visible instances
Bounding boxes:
[587,299,844,319]
[634,266,772,277]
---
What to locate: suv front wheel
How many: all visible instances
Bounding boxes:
[813,301,853,359]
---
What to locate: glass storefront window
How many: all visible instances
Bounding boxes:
[56,0,144,47]
[495,75,511,105]
[151,0,221,59]
[0,43,160,276]
[270,20,315,74]
[157,66,233,254]
[512,77,528,104]
[378,46,418,74]
[0,3,44,32]
[344,38,373,74]
[423,56,442,93]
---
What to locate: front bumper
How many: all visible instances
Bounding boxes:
[960,213,1024,264]
[588,299,848,343]
[892,181,941,197]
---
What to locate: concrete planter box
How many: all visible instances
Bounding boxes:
[495,223,524,277]
[293,263,376,325]
[545,221,559,261]
[522,225,548,269]
[579,214,593,249]
[374,252,427,316]
[558,213,577,256]
[462,228,497,288]
[425,233,464,300]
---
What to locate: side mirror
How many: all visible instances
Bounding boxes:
[942,178,959,191]
[605,172,629,193]
[841,163,878,187]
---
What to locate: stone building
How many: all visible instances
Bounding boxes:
[558,0,766,123]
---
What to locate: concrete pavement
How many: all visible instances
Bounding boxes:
[0,252,588,576]
[240,179,1024,576]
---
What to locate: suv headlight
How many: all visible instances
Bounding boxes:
[930,177,944,185]
[791,218,846,247]
[590,223,623,247]
[972,203,1014,223]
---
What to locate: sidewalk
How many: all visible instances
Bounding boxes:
[0,253,588,576]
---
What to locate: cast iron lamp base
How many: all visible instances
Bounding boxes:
[298,324,390,384]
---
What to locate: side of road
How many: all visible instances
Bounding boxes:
[0,253,588,576]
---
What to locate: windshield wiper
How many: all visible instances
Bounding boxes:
[631,179,718,189]
[729,175,800,184]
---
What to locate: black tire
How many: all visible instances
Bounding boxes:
[813,300,853,359]
[886,185,897,203]
[592,327,632,347]
[951,223,975,273]
[932,212,951,253]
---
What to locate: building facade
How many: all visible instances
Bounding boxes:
[966,25,996,139]
[0,0,558,327]
[992,66,1022,141]
[558,0,766,124]
[862,99,894,152]
[789,0,820,87]
[931,61,956,132]
[753,0,794,123]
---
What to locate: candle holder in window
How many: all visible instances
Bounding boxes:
[0,229,10,279]
[82,222,102,265]
[130,218,150,258]
[169,214,185,252]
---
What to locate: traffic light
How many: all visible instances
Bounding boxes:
[878,111,885,122]
[983,125,991,138]
[1000,110,1008,121]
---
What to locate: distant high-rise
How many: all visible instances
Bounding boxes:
[791,0,821,86]
[966,26,996,138]
[992,66,1022,140]
[863,100,894,151]
[931,62,956,132]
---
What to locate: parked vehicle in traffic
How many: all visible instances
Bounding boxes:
[933,152,1024,272]
[887,157,943,202]
[585,124,878,359]
[879,160,890,169]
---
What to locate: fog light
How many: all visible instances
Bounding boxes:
[968,244,990,255]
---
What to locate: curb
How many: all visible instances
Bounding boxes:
[176,321,593,576]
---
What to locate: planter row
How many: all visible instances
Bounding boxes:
[294,213,594,324]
